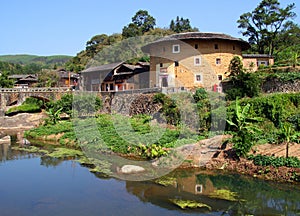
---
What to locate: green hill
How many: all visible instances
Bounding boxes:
[0,54,73,65]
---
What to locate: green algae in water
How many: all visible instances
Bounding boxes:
[47,148,84,158]
[169,199,212,210]
[154,176,177,187]
[209,189,240,202]
[12,146,49,154]
[77,157,113,177]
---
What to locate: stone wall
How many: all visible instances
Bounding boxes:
[98,88,161,115]
[262,78,300,93]
[222,78,300,94]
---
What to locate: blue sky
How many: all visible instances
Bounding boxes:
[1,0,299,56]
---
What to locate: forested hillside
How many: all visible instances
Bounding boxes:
[0,54,72,66]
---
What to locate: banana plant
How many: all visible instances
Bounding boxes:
[227,99,262,156]
[46,107,63,125]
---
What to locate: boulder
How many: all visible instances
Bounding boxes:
[119,165,145,174]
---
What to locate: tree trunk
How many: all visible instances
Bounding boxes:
[286,142,289,158]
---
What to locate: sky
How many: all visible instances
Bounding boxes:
[1,0,299,56]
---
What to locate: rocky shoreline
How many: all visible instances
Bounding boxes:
[0,113,46,137]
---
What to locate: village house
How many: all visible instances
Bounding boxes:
[79,62,150,91]
[141,32,251,91]
[8,74,38,88]
[56,68,79,88]
[242,54,274,71]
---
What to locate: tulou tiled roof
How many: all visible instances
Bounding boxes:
[142,32,250,52]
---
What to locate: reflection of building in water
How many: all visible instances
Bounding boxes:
[176,173,215,195]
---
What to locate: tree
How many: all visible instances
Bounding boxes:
[0,71,13,88]
[227,56,244,77]
[132,10,156,33]
[237,0,296,55]
[169,16,198,33]
[86,34,109,57]
[122,10,156,38]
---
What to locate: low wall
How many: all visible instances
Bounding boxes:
[222,78,300,94]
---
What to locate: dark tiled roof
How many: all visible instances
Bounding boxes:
[142,32,250,52]
[242,54,274,58]
[8,74,38,80]
[81,62,123,73]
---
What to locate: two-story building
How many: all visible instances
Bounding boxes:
[80,62,150,91]
[141,32,250,91]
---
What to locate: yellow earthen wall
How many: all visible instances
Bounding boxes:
[149,39,243,89]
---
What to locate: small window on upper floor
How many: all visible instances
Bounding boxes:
[233,45,236,50]
[214,44,219,49]
[160,63,163,67]
[216,58,221,65]
[195,44,198,49]
[194,56,201,66]
[172,44,180,53]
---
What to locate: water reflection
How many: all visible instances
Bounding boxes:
[1,143,300,216]
[126,170,300,215]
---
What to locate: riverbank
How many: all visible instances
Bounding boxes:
[2,112,300,184]
[205,142,300,183]
[0,113,46,136]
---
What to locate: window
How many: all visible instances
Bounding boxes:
[233,45,236,50]
[194,56,201,66]
[195,74,202,82]
[160,63,163,67]
[218,75,223,81]
[162,47,166,52]
[174,61,179,67]
[216,58,221,65]
[214,44,219,49]
[195,185,203,194]
[172,44,180,53]
[195,44,198,49]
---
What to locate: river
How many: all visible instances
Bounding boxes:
[0,142,300,216]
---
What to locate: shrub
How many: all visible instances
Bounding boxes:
[5,97,45,115]
[153,93,180,125]
[248,154,300,168]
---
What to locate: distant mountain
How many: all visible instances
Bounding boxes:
[0,54,73,65]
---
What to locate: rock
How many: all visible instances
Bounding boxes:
[22,138,30,146]
[0,136,11,145]
[119,165,145,174]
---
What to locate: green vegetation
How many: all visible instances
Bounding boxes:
[169,16,199,33]
[227,99,262,157]
[169,199,211,210]
[0,54,72,66]
[237,0,296,55]
[247,154,300,168]
[6,97,45,115]
[209,189,240,202]
[47,148,84,158]
[154,176,177,187]
[25,120,77,147]
[0,71,13,88]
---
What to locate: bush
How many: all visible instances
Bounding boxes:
[225,72,261,100]
[5,97,45,115]
[248,154,300,168]
[153,93,180,125]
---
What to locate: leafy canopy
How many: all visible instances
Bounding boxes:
[237,0,296,55]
